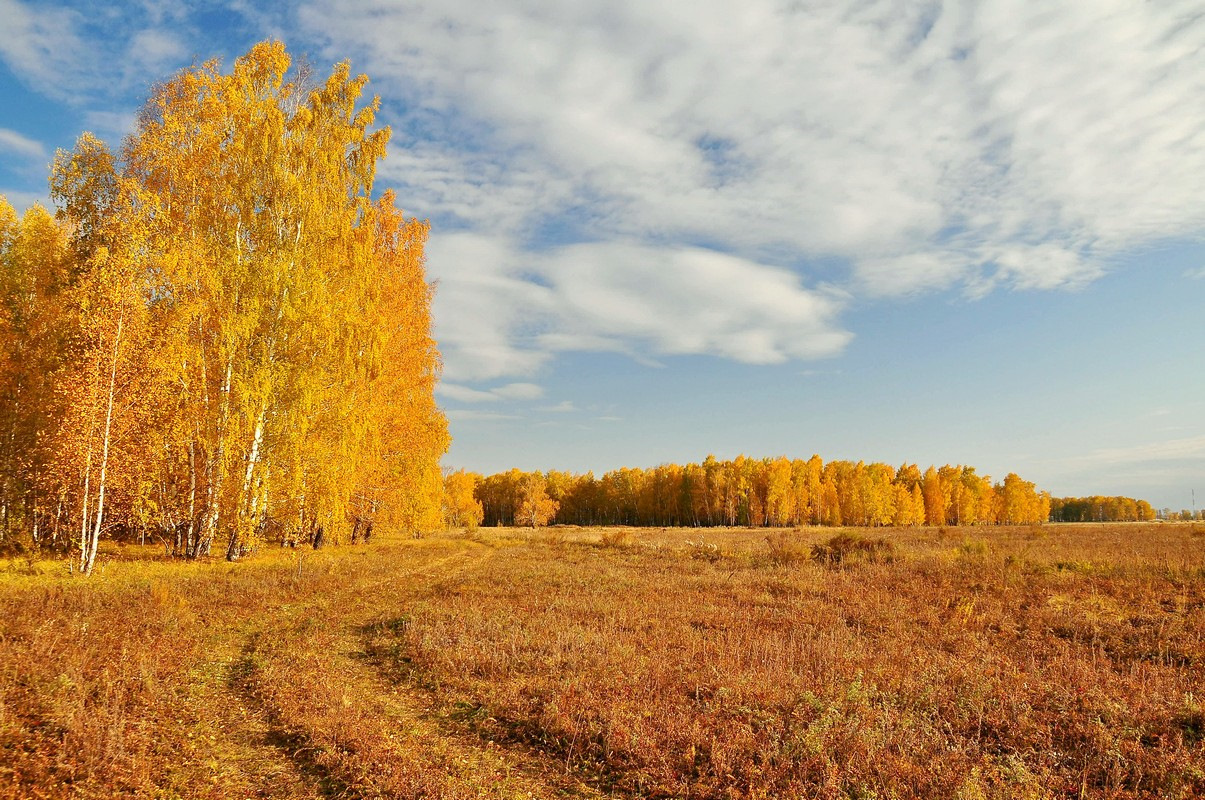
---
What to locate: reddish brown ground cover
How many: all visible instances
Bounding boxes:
[1,523,1202,798]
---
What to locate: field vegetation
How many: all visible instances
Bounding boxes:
[2,522,1202,798]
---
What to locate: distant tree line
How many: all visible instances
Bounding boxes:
[1049,496,1156,523]
[467,455,1055,528]
[1156,509,1202,522]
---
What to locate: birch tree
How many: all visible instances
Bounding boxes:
[43,40,447,564]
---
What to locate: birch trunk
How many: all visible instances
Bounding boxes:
[83,306,124,576]
[197,358,232,558]
[226,404,265,561]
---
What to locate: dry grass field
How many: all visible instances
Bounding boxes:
[1,523,1203,799]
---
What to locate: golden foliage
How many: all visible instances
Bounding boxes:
[0,40,447,561]
[442,469,484,530]
[475,455,1058,528]
[516,472,559,528]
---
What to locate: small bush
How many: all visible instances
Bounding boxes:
[685,540,725,563]
[958,538,990,558]
[811,532,895,566]
[599,529,634,548]
[765,531,809,566]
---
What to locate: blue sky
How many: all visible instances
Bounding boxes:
[1,0,1202,510]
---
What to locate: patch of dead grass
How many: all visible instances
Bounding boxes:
[0,524,1202,798]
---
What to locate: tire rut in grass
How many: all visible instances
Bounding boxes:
[228,634,351,800]
[154,630,324,799]
[356,618,628,798]
[229,542,614,798]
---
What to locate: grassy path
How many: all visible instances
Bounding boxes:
[1,536,615,799]
[186,540,612,799]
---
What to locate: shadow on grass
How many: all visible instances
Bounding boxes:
[356,616,633,799]
[227,635,351,800]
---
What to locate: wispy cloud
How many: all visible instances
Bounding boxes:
[1061,435,1205,467]
[437,381,545,403]
[0,128,46,160]
[493,382,543,400]
[298,0,1205,386]
[427,232,556,381]
[80,110,140,147]
[0,0,200,106]
[126,27,187,74]
[536,242,851,364]
[0,0,90,100]
[0,188,49,213]
[435,383,498,404]
[429,233,851,380]
[445,409,522,422]
[1185,266,1205,280]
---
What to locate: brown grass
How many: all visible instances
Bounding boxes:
[1,523,1203,798]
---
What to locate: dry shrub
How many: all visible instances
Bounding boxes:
[598,528,634,548]
[684,539,725,563]
[810,531,895,565]
[764,531,809,565]
[958,537,991,558]
[540,527,568,547]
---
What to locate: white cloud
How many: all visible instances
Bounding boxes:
[437,381,546,403]
[445,409,522,422]
[126,27,187,73]
[427,231,556,381]
[1185,267,1205,280]
[1080,435,1205,467]
[0,0,89,99]
[0,1,199,106]
[538,242,851,364]
[1038,434,1205,502]
[298,0,1205,385]
[81,110,139,146]
[426,232,852,380]
[0,128,46,160]
[435,383,498,403]
[492,382,544,400]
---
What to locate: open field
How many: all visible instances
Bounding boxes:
[1,523,1203,799]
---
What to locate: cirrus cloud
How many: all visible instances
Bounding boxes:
[297,0,1205,386]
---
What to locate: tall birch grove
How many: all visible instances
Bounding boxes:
[0,42,448,568]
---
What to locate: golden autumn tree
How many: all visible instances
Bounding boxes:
[443,469,484,530]
[51,134,176,573]
[0,201,76,548]
[517,472,559,528]
[46,41,447,563]
[347,191,448,537]
[921,466,948,526]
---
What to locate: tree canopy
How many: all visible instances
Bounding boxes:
[472,455,1057,528]
[0,41,448,569]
